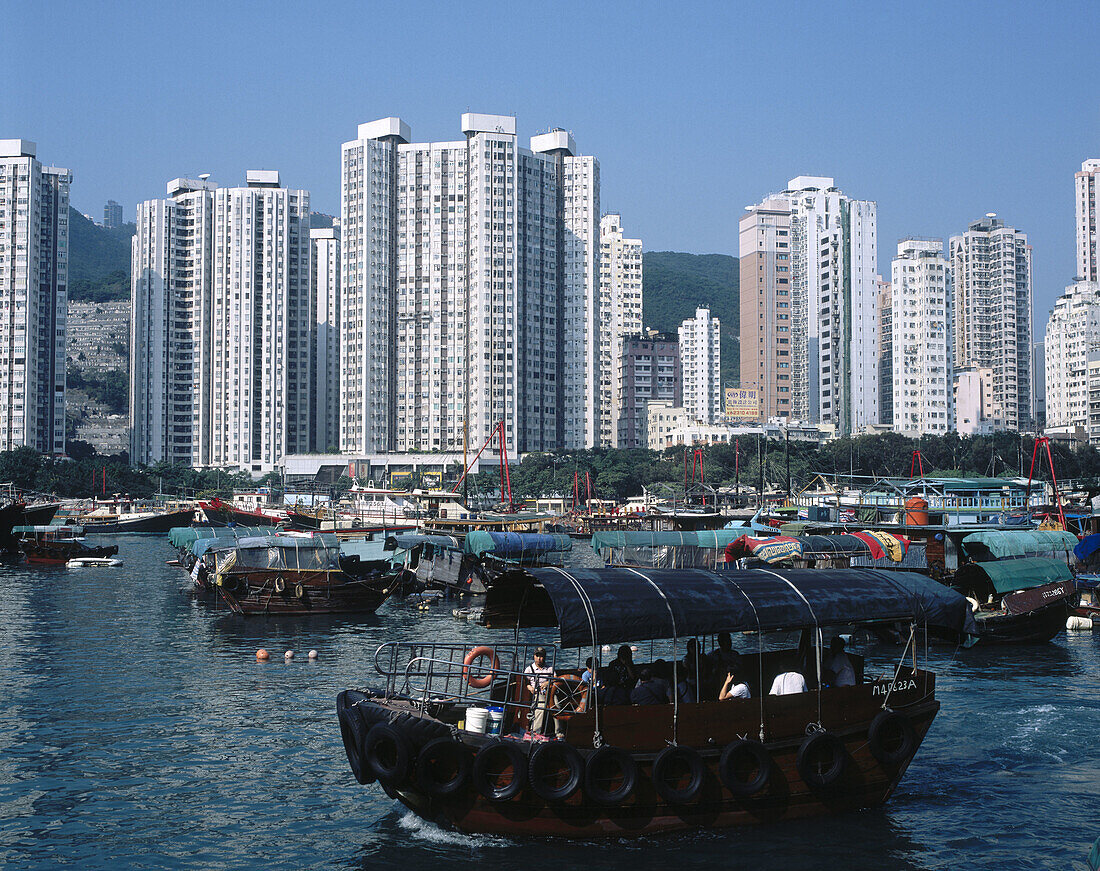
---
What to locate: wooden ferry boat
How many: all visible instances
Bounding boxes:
[336,565,974,837]
[209,534,398,616]
[952,557,1075,644]
[16,525,119,565]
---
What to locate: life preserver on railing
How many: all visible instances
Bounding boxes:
[274,575,286,594]
[547,677,588,720]
[336,692,375,785]
[718,738,771,797]
[651,745,706,804]
[796,731,848,790]
[462,645,500,689]
[867,710,917,766]
[527,740,584,802]
[364,722,412,786]
[471,740,527,802]
[415,737,471,797]
[583,746,638,805]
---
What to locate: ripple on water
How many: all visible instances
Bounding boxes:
[1,536,1100,871]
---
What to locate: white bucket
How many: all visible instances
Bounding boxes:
[487,707,504,735]
[465,707,489,734]
[1067,615,1094,631]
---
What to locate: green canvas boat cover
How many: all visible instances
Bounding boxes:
[956,556,1073,594]
[961,530,1078,561]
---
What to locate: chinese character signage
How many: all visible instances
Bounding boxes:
[724,387,759,421]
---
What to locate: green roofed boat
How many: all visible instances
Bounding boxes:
[952,557,1075,644]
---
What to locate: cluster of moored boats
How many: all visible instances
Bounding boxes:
[7,470,1098,838]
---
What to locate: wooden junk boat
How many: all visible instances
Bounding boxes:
[952,557,1075,644]
[16,525,119,565]
[336,565,975,837]
[206,533,400,616]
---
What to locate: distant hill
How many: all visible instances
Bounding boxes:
[67,208,133,301]
[642,251,740,387]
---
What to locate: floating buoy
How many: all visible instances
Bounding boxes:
[1067,615,1094,631]
[308,649,318,659]
[256,649,270,661]
[285,650,294,660]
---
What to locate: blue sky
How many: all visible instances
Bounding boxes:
[3,0,1098,322]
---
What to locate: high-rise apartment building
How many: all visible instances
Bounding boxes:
[0,139,70,455]
[1076,159,1099,282]
[617,332,681,448]
[950,214,1033,432]
[783,177,878,434]
[103,199,123,229]
[877,277,892,427]
[1044,281,1100,430]
[311,226,340,452]
[599,213,643,446]
[131,172,312,473]
[739,197,793,421]
[340,114,601,456]
[679,307,721,424]
[889,240,951,436]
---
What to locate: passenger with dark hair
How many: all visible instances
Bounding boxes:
[630,666,672,705]
[608,644,637,689]
[597,666,630,707]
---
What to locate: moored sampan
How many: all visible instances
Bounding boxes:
[335,566,975,837]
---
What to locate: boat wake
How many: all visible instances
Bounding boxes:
[396,812,509,849]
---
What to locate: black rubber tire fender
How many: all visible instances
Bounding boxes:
[583,746,639,806]
[651,745,706,805]
[364,722,412,786]
[336,692,375,785]
[868,710,917,766]
[472,740,528,802]
[717,738,771,797]
[796,731,848,790]
[415,737,471,797]
[527,740,584,803]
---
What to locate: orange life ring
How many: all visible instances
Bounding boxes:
[462,646,500,689]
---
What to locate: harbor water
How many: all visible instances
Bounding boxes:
[2,536,1099,870]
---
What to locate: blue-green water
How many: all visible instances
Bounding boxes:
[1,536,1099,869]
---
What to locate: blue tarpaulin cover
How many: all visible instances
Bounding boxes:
[1075,533,1100,563]
[464,531,572,557]
[496,566,976,647]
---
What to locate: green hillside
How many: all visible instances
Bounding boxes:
[642,251,740,387]
[68,208,134,301]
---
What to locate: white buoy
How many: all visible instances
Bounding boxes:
[1067,615,1093,631]
[308,649,318,659]
[284,649,294,660]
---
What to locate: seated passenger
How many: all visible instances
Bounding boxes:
[581,656,599,687]
[708,632,742,699]
[597,668,630,707]
[630,666,673,705]
[825,637,856,687]
[719,664,751,700]
[769,671,807,695]
[608,644,638,689]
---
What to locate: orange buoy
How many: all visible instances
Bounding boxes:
[256,648,270,661]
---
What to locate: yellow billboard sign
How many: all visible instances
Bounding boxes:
[724,387,760,421]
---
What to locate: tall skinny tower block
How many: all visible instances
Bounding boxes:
[131,172,311,473]
[312,226,340,452]
[599,213,643,446]
[1077,159,1099,282]
[679,307,721,424]
[340,115,601,455]
[0,139,70,455]
[1044,280,1100,429]
[890,240,951,436]
[783,177,878,434]
[739,198,793,421]
[950,215,1033,431]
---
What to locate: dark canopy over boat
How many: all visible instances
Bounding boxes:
[483,565,976,646]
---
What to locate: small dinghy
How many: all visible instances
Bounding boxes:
[67,557,124,568]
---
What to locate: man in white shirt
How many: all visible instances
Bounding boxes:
[769,671,807,695]
[524,647,563,737]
